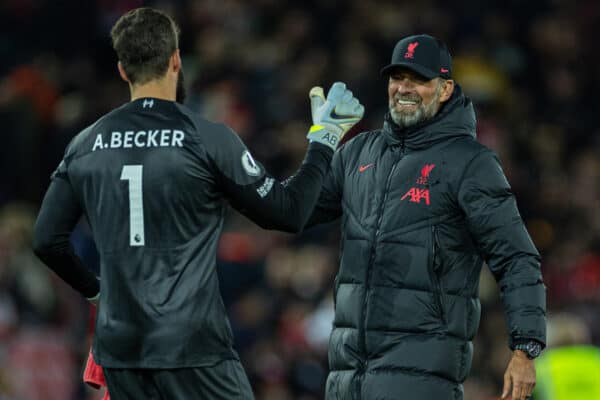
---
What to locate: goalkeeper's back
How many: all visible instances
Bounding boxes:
[66,98,254,368]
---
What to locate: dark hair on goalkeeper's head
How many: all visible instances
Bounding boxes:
[110,8,180,85]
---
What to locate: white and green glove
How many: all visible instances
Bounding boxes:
[307,82,365,150]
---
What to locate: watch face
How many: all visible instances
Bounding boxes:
[527,342,542,358]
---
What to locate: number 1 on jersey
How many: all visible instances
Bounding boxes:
[120,165,145,246]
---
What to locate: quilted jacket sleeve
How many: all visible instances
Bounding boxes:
[458,149,546,348]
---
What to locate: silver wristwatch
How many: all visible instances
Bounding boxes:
[514,340,542,359]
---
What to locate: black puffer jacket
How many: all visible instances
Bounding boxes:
[308,86,546,400]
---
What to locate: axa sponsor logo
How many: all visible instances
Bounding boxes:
[404,42,419,59]
[401,163,436,206]
[401,187,431,205]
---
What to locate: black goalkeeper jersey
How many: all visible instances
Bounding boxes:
[33,97,333,368]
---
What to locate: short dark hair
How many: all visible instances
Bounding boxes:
[110,8,180,85]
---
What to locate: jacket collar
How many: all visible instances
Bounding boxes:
[382,84,477,150]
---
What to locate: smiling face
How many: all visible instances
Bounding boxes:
[388,68,454,129]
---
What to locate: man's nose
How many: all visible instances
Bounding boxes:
[395,77,415,91]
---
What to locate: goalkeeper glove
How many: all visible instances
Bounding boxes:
[307,82,364,150]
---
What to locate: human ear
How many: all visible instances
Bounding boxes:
[117,61,130,83]
[439,79,454,103]
[171,49,181,73]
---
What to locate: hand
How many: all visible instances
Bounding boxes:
[307,82,364,150]
[502,350,536,400]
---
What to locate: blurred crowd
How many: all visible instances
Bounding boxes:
[1,0,599,399]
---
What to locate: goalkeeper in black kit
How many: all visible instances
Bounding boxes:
[32,7,364,400]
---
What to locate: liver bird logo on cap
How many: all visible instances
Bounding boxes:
[404,42,419,59]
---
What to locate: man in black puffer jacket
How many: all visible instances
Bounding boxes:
[305,34,546,400]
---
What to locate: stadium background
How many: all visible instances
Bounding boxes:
[0,0,599,399]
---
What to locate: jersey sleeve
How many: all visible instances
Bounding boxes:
[204,124,267,186]
[201,124,334,232]
[33,146,100,299]
[304,146,345,228]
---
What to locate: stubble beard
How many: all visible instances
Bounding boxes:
[389,82,442,129]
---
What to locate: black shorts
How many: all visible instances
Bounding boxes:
[104,360,254,400]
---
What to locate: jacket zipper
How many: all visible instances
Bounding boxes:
[356,144,404,400]
[430,225,447,326]
[333,275,339,307]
